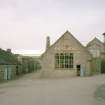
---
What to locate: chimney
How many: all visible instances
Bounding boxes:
[46,36,50,50]
[101,33,105,59]
[7,49,11,53]
[103,33,105,52]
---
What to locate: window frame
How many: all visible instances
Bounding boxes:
[55,53,74,69]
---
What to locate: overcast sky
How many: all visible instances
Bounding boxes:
[0,0,105,55]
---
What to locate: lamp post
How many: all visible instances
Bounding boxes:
[101,33,105,73]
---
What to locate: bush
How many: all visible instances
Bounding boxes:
[95,84,105,105]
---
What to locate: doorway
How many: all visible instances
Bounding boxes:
[101,60,105,74]
[77,65,81,76]
[4,66,12,80]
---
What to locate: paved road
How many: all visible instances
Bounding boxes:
[0,73,105,105]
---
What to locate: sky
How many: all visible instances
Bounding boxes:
[0,0,105,55]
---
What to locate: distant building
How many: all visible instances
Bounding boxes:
[0,49,18,81]
[16,55,41,74]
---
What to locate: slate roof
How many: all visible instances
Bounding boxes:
[86,37,103,47]
[41,30,92,58]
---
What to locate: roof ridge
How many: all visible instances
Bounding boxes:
[87,37,103,47]
[41,31,91,57]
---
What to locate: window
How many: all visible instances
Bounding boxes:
[55,53,74,69]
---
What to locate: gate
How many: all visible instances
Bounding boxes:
[4,66,12,80]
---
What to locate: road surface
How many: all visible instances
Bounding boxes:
[0,73,105,105]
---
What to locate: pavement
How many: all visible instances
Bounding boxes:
[0,73,105,105]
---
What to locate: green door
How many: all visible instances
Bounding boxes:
[4,66,12,80]
[8,66,12,80]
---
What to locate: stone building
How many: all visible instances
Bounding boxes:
[40,31,92,78]
[86,37,104,58]
[86,37,105,74]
